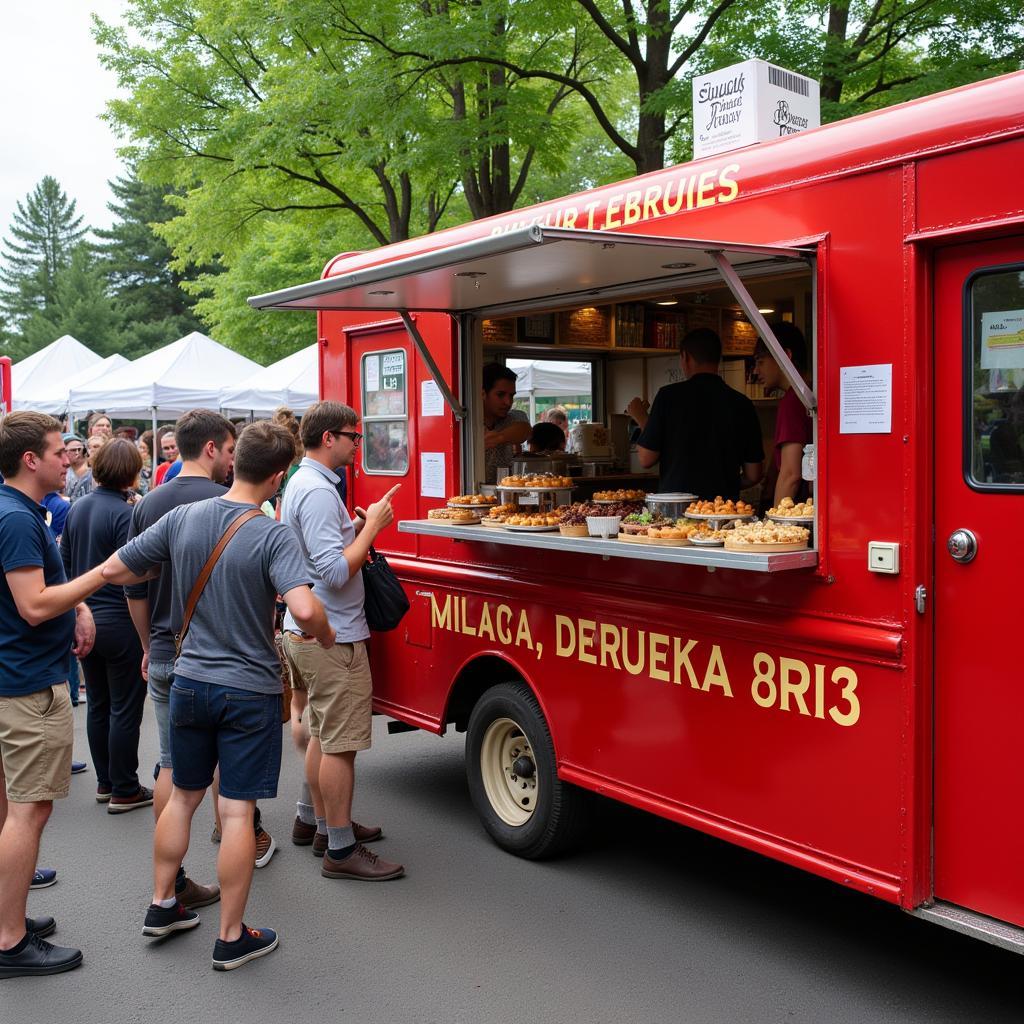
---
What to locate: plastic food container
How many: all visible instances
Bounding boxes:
[586,515,622,539]
[645,492,698,520]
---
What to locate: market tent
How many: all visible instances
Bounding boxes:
[510,359,592,422]
[69,331,261,418]
[12,335,101,407]
[219,344,318,415]
[16,353,129,415]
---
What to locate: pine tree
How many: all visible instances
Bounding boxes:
[0,176,87,327]
[21,245,122,356]
[94,170,207,357]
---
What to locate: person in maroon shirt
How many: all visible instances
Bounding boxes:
[753,323,813,511]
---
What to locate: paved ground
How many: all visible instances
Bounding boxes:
[6,704,1024,1023]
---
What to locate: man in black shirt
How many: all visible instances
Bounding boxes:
[630,329,764,499]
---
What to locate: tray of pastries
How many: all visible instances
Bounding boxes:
[447,493,499,509]
[723,521,810,552]
[481,503,518,526]
[557,503,592,537]
[766,497,814,522]
[428,507,482,524]
[503,511,562,531]
[643,525,692,546]
[687,524,729,546]
[684,497,755,520]
[592,488,647,503]
[499,473,573,490]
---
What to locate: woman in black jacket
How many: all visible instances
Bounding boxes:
[61,439,152,813]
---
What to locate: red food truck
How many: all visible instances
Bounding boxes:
[250,71,1024,953]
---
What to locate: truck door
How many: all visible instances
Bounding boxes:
[934,237,1024,926]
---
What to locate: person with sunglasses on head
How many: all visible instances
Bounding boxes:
[281,401,405,882]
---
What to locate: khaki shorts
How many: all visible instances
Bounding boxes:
[0,684,74,802]
[284,635,372,754]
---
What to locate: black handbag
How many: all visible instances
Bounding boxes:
[362,546,410,631]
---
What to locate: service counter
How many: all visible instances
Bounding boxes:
[399,519,817,573]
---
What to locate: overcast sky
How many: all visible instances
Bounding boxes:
[1,1,128,242]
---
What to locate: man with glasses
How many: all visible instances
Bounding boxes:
[281,401,405,882]
[62,435,89,502]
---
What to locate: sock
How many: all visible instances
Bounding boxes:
[297,801,315,826]
[174,866,186,894]
[0,933,30,955]
[315,816,327,835]
[155,896,177,909]
[327,824,356,859]
[300,780,312,805]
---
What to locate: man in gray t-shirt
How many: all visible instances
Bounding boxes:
[103,422,332,972]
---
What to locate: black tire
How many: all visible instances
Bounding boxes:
[465,681,585,860]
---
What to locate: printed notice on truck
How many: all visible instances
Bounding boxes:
[981,310,1024,369]
[421,379,445,417]
[364,354,380,393]
[420,452,446,497]
[840,364,892,434]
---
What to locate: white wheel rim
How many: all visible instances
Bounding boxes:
[479,717,538,826]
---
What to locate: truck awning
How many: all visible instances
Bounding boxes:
[247,226,812,317]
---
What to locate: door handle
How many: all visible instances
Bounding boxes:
[946,528,978,563]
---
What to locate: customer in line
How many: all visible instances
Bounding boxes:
[104,421,332,971]
[61,439,152,814]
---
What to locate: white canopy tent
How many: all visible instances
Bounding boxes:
[219,344,318,415]
[69,332,261,419]
[16,353,129,416]
[12,335,101,408]
[509,359,592,422]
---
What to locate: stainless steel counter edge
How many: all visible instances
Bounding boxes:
[399,520,818,573]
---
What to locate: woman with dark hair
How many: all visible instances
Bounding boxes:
[137,430,155,495]
[60,439,152,813]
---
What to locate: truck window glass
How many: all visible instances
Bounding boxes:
[967,266,1024,489]
[361,349,409,475]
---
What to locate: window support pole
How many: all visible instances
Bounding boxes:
[400,311,466,420]
[709,252,817,413]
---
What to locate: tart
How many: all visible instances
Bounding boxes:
[428,507,480,523]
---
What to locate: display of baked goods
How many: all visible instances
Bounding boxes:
[724,522,810,549]
[500,473,573,489]
[687,524,729,542]
[448,493,498,506]
[504,512,562,527]
[766,497,815,518]
[485,503,519,521]
[685,496,755,516]
[593,488,647,502]
[428,507,481,523]
[647,526,691,540]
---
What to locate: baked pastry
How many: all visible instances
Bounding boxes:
[500,473,573,489]
[767,497,814,518]
[428,507,479,522]
[486,504,518,521]
[593,488,647,502]
[727,522,810,545]
[505,512,560,527]
[686,496,754,516]
[448,493,498,506]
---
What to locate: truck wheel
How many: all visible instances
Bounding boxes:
[465,682,584,859]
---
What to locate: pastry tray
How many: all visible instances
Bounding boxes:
[503,523,561,532]
[723,538,809,552]
[684,511,755,521]
[447,501,499,511]
[497,485,574,492]
[592,497,647,505]
[766,514,815,524]
[428,516,482,526]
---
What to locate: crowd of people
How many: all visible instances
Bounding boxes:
[0,401,402,978]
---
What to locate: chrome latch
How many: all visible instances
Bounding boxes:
[914,584,927,615]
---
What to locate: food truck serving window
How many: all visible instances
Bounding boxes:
[361,349,409,475]
[967,264,1024,490]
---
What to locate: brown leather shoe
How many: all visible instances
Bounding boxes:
[292,817,317,846]
[108,786,154,814]
[321,844,404,881]
[179,875,221,909]
[311,821,382,857]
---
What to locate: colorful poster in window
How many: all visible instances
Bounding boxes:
[981,310,1024,370]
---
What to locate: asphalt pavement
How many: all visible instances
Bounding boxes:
[5,702,1024,1023]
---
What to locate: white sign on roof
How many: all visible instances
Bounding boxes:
[692,59,820,159]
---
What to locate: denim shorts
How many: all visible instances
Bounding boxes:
[148,658,176,769]
[169,676,282,801]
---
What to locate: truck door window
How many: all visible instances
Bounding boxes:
[966,265,1024,489]
[361,349,409,475]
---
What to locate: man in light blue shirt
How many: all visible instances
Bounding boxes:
[281,401,405,882]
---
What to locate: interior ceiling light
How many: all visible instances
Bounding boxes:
[758,307,775,314]
[662,261,696,270]
[656,299,679,306]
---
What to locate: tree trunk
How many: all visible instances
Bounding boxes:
[820,1,852,104]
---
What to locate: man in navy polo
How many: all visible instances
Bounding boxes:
[0,412,108,979]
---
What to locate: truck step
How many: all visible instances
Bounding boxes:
[912,901,1024,954]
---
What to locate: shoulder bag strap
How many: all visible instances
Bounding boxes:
[175,508,263,658]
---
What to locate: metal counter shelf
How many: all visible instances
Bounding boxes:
[399,520,818,573]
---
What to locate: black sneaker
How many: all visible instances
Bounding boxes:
[142,901,200,937]
[25,916,56,939]
[0,932,82,978]
[211,924,279,971]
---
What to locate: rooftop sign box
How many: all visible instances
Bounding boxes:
[692,58,821,159]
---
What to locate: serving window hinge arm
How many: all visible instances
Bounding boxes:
[399,311,466,421]
[709,251,817,413]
